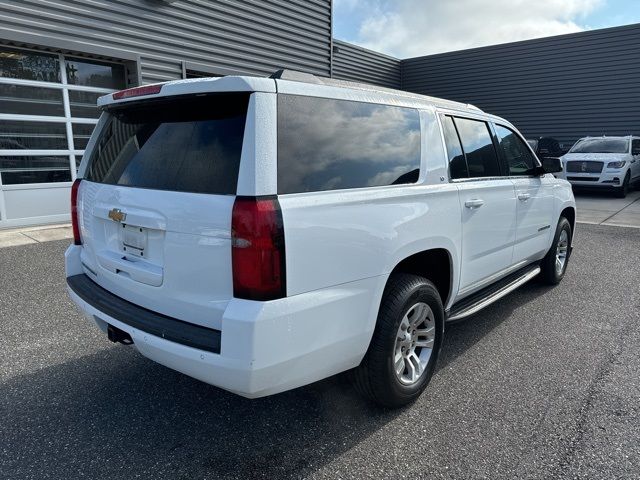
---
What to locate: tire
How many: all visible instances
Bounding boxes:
[614,172,630,198]
[353,273,444,408]
[540,217,572,285]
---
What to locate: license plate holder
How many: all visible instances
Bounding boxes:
[121,224,147,257]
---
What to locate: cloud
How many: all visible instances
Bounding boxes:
[343,0,604,57]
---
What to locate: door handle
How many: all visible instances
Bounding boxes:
[518,193,531,201]
[464,199,485,209]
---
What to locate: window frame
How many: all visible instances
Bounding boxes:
[0,45,127,186]
[439,112,506,182]
[84,92,250,195]
[491,122,542,177]
[439,113,468,180]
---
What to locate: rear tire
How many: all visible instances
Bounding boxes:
[540,217,572,285]
[353,274,444,408]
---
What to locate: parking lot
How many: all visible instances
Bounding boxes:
[1,219,639,479]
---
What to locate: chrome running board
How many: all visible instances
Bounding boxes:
[447,266,541,322]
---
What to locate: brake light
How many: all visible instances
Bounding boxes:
[71,178,82,245]
[231,196,286,301]
[112,84,163,100]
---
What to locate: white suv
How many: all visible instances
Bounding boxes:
[560,136,640,197]
[66,71,576,407]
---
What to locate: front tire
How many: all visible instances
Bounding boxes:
[353,274,444,408]
[615,172,630,198]
[540,217,572,285]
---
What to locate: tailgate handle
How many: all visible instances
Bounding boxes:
[96,250,163,287]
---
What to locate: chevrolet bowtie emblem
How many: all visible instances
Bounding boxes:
[108,208,127,223]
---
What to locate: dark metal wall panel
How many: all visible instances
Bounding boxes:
[0,0,332,84]
[401,24,640,147]
[332,40,401,88]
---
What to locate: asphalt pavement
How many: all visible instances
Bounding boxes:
[1,223,639,479]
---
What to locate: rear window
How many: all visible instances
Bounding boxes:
[570,138,629,154]
[85,93,249,195]
[277,95,421,194]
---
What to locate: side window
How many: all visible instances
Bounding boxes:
[632,139,640,156]
[277,95,421,194]
[453,117,501,177]
[441,115,468,179]
[494,124,537,175]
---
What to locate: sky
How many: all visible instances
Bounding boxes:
[333,0,640,58]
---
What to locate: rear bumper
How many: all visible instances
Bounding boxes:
[67,274,222,353]
[65,244,385,398]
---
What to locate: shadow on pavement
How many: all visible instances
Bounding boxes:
[439,280,554,371]
[2,280,552,479]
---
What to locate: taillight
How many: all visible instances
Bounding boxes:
[112,84,162,100]
[231,196,286,301]
[71,178,82,245]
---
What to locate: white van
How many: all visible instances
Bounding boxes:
[66,71,575,407]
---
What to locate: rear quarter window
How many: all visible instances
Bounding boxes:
[85,93,249,195]
[277,95,421,194]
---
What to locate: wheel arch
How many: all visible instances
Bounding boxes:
[560,206,576,236]
[388,247,454,308]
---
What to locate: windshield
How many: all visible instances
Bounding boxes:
[86,93,249,195]
[570,138,629,154]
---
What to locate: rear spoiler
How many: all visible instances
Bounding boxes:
[98,76,276,109]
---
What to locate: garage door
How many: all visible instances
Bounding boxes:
[0,45,126,228]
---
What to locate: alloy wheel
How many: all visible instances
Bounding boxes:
[555,229,569,275]
[393,302,436,385]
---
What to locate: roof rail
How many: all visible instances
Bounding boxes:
[269,69,321,84]
[268,69,484,113]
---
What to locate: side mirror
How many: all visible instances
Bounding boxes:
[539,157,563,174]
